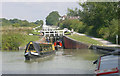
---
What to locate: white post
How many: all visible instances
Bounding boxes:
[44,32,46,36]
[58,31,60,36]
[116,35,118,44]
[63,30,64,36]
[49,31,50,37]
[54,31,55,36]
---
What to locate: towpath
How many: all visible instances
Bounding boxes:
[74,32,120,47]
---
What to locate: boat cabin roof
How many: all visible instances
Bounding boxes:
[99,55,120,70]
[25,41,53,52]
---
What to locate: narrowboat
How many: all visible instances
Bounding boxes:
[93,50,120,76]
[24,41,55,60]
[54,40,62,50]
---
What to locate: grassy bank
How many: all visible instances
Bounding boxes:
[2,26,32,34]
[67,34,103,46]
[1,26,40,50]
[2,33,39,50]
[30,30,41,35]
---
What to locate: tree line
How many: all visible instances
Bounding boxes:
[77,2,118,44]
[52,2,119,44]
[46,11,60,25]
[1,18,43,27]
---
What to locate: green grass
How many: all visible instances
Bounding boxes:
[2,33,40,50]
[20,35,40,46]
[67,34,103,46]
[31,30,40,35]
[2,28,40,50]
[64,32,71,35]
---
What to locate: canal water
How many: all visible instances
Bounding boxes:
[2,49,102,74]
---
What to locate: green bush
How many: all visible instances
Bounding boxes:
[2,33,23,50]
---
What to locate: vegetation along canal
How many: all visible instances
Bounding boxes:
[2,49,102,74]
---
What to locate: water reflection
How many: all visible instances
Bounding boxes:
[25,54,55,63]
[2,49,102,74]
[63,49,101,61]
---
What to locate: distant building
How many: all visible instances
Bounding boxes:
[68,16,80,20]
[59,15,67,20]
[59,15,80,20]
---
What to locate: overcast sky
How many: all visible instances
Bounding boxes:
[1,0,82,23]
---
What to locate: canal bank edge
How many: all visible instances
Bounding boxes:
[63,35,120,52]
[63,36,90,49]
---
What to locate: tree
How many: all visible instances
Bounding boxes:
[78,2,119,37]
[40,20,44,26]
[34,20,44,26]
[12,23,20,27]
[46,11,60,25]
[1,18,11,26]
[67,8,79,16]
[1,18,44,27]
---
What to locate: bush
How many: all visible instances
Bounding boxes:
[59,19,86,33]
[2,33,23,50]
[2,32,39,50]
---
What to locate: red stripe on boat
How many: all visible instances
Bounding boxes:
[97,67,119,75]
